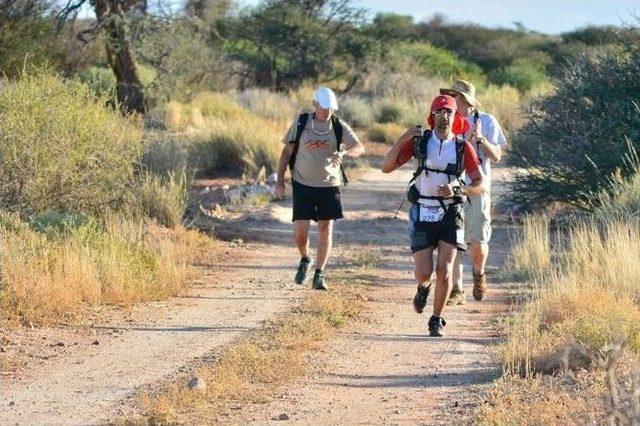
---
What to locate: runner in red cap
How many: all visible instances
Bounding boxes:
[381,94,485,337]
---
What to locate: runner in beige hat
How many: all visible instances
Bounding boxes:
[439,79,507,304]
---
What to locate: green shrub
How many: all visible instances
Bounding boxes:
[509,43,640,209]
[375,99,407,123]
[490,58,549,93]
[339,96,375,128]
[366,123,404,144]
[0,72,144,216]
[390,42,486,83]
[78,66,116,99]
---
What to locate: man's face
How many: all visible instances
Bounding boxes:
[451,93,472,114]
[433,108,455,132]
[313,101,333,121]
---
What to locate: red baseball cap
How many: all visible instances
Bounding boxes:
[427,95,469,135]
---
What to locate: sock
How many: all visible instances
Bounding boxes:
[452,283,463,292]
[301,256,311,263]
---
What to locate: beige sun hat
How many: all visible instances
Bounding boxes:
[439,79,482,107]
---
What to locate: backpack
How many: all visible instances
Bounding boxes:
[288,112,348,185]
[407,130,466,208]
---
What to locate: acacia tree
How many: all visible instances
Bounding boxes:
[226,0,372,92]
[59,0,146,114]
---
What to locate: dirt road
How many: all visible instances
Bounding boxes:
[1,160,516,425]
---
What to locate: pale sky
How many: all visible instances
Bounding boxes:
[240,0,640,34]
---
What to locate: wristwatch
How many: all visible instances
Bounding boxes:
[453,186,463,197]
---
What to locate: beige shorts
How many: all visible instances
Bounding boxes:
[463,191,492,244]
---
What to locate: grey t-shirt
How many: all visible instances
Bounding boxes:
[283,114,359,187]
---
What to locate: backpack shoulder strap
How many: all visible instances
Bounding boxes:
[331,115,343,150]
[409,130,432,184]
[454,135,466,177]
[331,115,349,186]
[288,112,310,172]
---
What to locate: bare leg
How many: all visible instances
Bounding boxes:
[412,247,435,286]
[452,251,464,291]
[469,242,489,275]
[294,220,310,258]
[433,241,458,316]
[316,220,334,270]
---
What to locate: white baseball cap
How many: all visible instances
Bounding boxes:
[313,87,339,110]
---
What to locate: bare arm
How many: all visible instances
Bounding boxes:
[275,144,294,198]
[478,139,501,163]
[381,128,421,173]
[463,174,485,196]
[344,139,365,158]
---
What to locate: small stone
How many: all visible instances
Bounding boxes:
[394,409,401,415]
[0,346,6,353]
[274,413,289,421]
[92,340,100,345]
[53,342,65,347]
[187,377,206,393]
[9,401,15,406]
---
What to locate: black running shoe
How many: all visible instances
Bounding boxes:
[412,284,431,314]
[295,258,313,285]
[428,315,447,337]
[312,270,328,291]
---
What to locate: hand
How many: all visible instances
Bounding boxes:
[330,151,344,167]
[275,181,286,199]
[466,120,483,143]
[400,127,423,144]
[437,184,454,198]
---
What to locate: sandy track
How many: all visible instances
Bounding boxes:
[222,167,517,425]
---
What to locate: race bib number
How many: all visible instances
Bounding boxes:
[419,205,445,223]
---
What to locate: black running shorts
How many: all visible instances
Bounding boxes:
[409,204,466,253]
[292,180,343,222]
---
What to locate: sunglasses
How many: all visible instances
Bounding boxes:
[433,108,455,117]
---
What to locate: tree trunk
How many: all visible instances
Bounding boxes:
[92,0,145,114]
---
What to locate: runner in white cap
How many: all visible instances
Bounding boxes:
[275,87,365,290]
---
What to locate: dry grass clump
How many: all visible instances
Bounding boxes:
[133,171,189,228]
[477,84,523,135]
[234,87,301,121]
[0,212,211,325]
[347,247,383,270]
[189,116,285,176]
[482,215,640,423]
[477,370,607,424]
[502,220,640,376]
[139,288,364,423]
[503,214,551,281]
[161,92,248,131]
